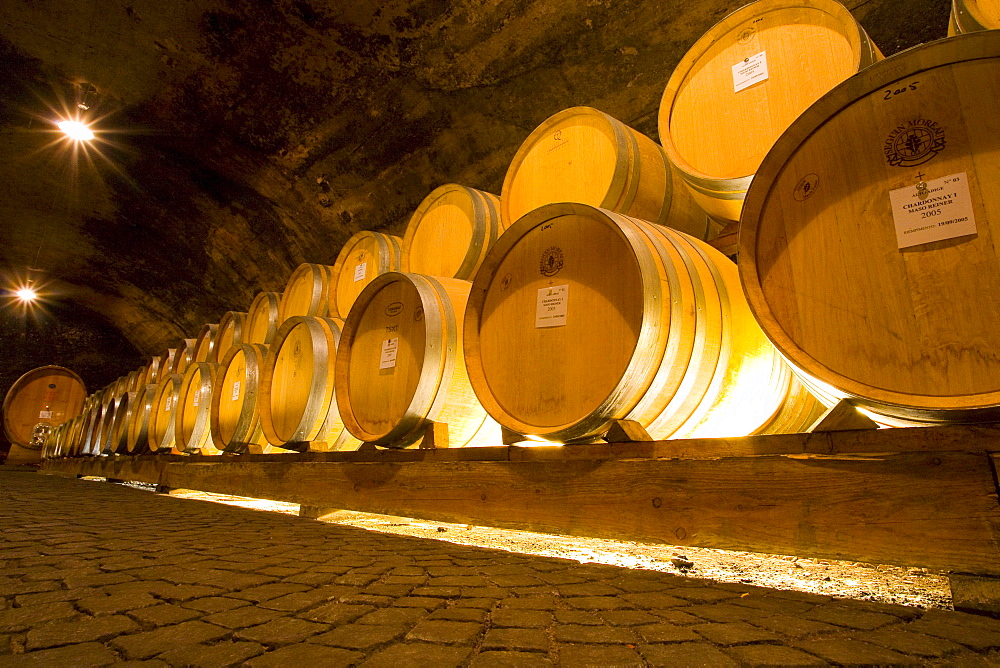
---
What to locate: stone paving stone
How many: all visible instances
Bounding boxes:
[128,603,202,626]
[429,607,489,622]
[204,605,285,629]
[906,615,1000,651]
[63,571,136,588]
[854,628,965,658]
[0,640,119,666]
[554,610,604,625]
[566,596,633,611]
[557,644,644,667]
[685,602,764,623]
[453,598,497,609]
[804,603,899,630]
[600,610,662,627]
[282,571,340,586]
[481,627,550,652]
[76,592,160,615]
[383,575,426,585]
[751,613,841,638]
[470,650,555,667]
[299,602,375,625]
[461,587,508,599]
[405,619,485,644]
[622,592,687,609]
[557,583,623,597]
[360,642,472,667]
[157,640,266,666]
[363,584,416,597]
[726,643,828,666]
[309,622,410,649]
[732,594,815,615]
[652,609,703,625]
[14,588,100,606]
[392,596,445,610]
[491,608,553,628]
[232,616,329,646]
[156,583,228,602]
[0,581,61,597]
[499,596,558,610]
[246,643,364,667]
[639,641,739,667]
[228,582,310,602]
[0,601,79,632]
[693,621,784,645]
[181,596,250,613]
[554,624,638,644]
[258,588,339,612]
[637,622,703,643]
[795,637,914,664]
[336,572,381,586]
[111,620,229,659]
[411,586,462,598]
[24,613,138,650]
[486,575,547,587]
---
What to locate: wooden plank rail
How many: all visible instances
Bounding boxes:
[39,425,1000,576]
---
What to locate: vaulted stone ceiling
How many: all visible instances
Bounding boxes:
[0,0,948,369]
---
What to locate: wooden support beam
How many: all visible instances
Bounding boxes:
[39,425,1000,577]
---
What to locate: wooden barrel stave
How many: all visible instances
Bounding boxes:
[148,374,184,454]
[214,311,248,364]
[176,362,221,455]
[330,232,403,319]
[246,291,282,345]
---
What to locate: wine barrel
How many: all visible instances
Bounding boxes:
[95,389,120,454]
[126,384,157,455]
[108,392,133,454]
[464,203,818,442]
[125,369,143,393]
[740,31,1000,424]
[337,273,499,448]
[81,394,105,456]
[3,366,86,448]
[330,232,403,318]
[501,106,712,240]
[259,316,360,451]
[401,184,505,281]
[156,349,177,382]
[280,264,335,322]
[214,311,247,364]
[211,343,274,453]
[172,338,197,376]
[246,292,282,345]
[949,0,998,34]
[140,356,162,386]
[658,0,881,226]
[192,324,218,364]
[66,411,86,457]
[148,374,183,454]
[175,362,221,455]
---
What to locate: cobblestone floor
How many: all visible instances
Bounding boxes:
[2,469,1000,666]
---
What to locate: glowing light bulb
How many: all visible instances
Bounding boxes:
[16,287,37,302]
[57,120,94,141]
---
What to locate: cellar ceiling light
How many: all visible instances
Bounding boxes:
[15,287,37,302]
[57,119,94,141]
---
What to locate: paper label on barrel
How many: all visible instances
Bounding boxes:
[732,51,768,92]
[353,263,367,282]
[535,284,568,328]
[379,337,399,369]
[231,381,241,402]
[38,410,52,419]
[890,172,977,249]
[193,393,199,407]
[165,397,173,412]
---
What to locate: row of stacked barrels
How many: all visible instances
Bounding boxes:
[37,0,1000,458]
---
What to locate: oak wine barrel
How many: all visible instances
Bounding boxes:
[337,272,499,448]
[176,362,221,455]
[108,392,133,454]
[126,384,157,455]
[401,184,505,281]
[192,324,218,364]
[148,374,183,454]
[464,203,820,443]
[502,106,712,240]
[279,264,335,322]
[140,356,162,386]
[2,365,86,447]
[259,316,360,451]
[658,0,881,226]
[171,338,197,376]
[949,0,999,34]
[214,311,247,364]
[740,31,1000,424]
[211,343,275,453]
[246,292,282,345]
[330,231,403,318]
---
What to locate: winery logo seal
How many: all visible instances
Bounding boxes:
[413,306,423,322]
[384,302,403,317]
[793,174,819,201]
[884,118,945,168]
[540,247,564,277]
[738,27,756,44]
